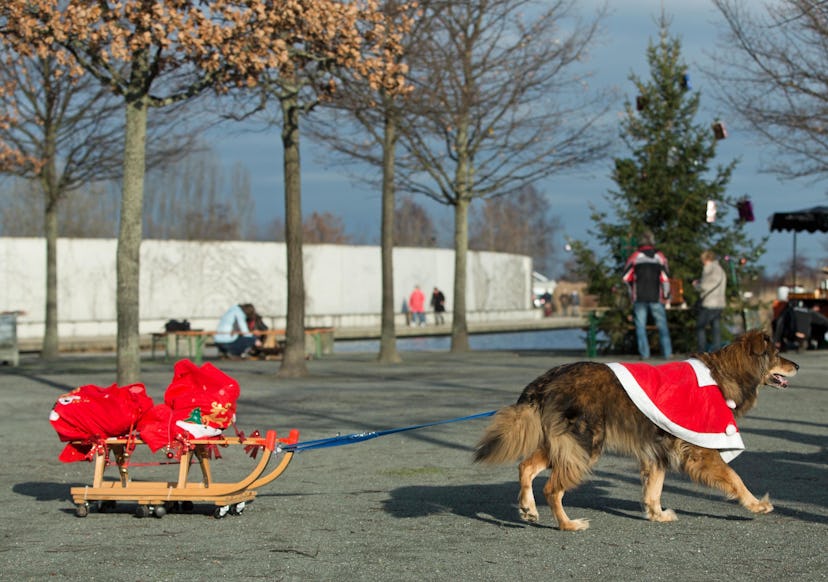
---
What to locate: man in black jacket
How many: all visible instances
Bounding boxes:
[622,231,673,359]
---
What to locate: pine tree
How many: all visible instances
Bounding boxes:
[572,18,764,354]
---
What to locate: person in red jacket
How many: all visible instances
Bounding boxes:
[409,285,426,326]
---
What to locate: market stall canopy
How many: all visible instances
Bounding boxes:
[769,206,828,233]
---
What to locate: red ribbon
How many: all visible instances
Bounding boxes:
[244,429,262,459]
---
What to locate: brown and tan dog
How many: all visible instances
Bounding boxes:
[474,330,798,531]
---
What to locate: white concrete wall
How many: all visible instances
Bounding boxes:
[0,238,532,339]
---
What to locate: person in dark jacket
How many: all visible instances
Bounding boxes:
[431,287,446,325]
[622,231,673,359]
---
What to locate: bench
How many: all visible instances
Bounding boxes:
[0,312,19,366]
[151,329,209,361]
[151,327,334,364]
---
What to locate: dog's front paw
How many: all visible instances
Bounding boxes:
[646,508,677,523]
[519,506,539,523]
[746,494,774,514]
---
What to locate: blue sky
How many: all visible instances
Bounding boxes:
[211,0,827,279]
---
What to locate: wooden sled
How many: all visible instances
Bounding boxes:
[69,429,299,519]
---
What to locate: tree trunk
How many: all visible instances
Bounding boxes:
[41,199,59,359]
[378,107,402,364]
[116,93,148,384]
[278,94,309,377]
[450,195,470,351]
[41,114,59,360]
[450,117,472,352]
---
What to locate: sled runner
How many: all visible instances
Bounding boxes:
[69,428,299,518]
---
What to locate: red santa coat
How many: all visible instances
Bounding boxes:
[606,359,743,462]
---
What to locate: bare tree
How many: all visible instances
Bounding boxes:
[221,2,411,376]
[2,2,294,382]
[303,1,423,364]
[395,0,612,350]
[0,55,123,359]
[469,184,560,275]
[394,196,439,247]
[144,149,255,241]
[0,179,40,235]
[303,212,353,244]
[2,1,379,382]
[710,0,828,180]
[254,217,286,243]
[0,53,196,359]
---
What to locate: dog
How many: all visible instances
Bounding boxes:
[474,330,798,531]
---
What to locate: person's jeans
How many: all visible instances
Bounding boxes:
[633,302,672,359]
[216,335,256,356]
[696,307,723,352]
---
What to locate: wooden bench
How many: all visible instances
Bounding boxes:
[151,327,334,364]
[151,329,209,361]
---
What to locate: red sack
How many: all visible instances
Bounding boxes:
[134,403,195,452]
[164,359,240,430]
[49,383,154,462]
[137,360,240,451]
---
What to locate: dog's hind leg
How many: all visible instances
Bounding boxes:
[544,477,590,532]
[640,460,677,522]
[542,439,591,531]
[517,448,547,523]
[681,446,773,514]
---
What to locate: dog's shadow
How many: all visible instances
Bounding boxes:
[382,477,643,528]
[382,469,828,528]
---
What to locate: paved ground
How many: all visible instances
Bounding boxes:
[0,346,825,581]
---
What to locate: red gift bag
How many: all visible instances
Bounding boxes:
[164,359,240,430]
[137,360,241,451]
[49,383,154,462]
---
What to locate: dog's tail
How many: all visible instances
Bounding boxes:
[473,404,542,464]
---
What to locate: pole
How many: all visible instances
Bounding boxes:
[792,231,798,290]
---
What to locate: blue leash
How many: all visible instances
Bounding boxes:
[281,410,496,453]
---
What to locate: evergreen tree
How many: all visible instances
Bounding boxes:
[571,18,764,354]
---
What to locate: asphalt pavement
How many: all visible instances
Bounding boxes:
[0,346,825,581]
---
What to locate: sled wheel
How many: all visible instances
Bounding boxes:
[99,500,116,513]
[75,503,89,518]
[213,505,230,519]
[229,502,246,516]
[164,501,179,514]
[153,505,166,518]
[135,505,151,518]
[180,500,194,513]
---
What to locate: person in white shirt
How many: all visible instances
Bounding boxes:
[214,303,261,358]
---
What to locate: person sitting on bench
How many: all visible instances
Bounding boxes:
[214,303,262,359]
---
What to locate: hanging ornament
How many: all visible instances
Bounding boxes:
[636,95,648,111]
[706,200,718,223]
[667,146,678,168]
[737,197,754,222]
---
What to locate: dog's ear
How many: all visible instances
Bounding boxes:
[747,331,770,356]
